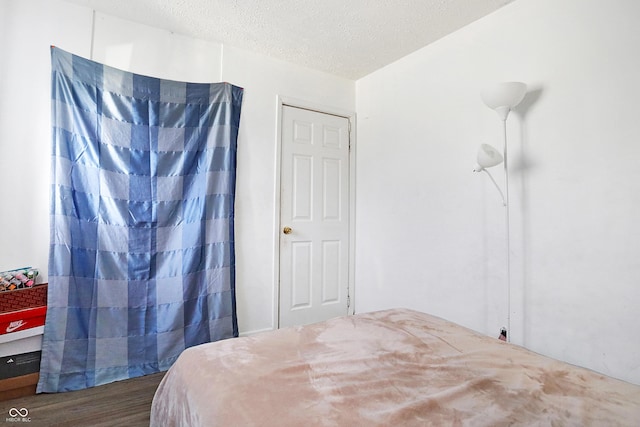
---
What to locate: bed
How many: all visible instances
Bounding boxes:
[150,308,640,426]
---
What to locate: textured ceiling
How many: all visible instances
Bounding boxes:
[63,0,514,79]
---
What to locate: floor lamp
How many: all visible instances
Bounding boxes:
[475,82,527,342]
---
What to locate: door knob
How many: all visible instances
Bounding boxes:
[283,226,292,234]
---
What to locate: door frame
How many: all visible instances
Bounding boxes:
[273,95,357,329]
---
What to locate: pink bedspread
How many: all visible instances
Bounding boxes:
[151,309,640,426]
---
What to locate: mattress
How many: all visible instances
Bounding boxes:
[151,308,640,426]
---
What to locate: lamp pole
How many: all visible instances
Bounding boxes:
[502,117,511,343]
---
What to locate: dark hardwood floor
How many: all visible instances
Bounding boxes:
[0,372,165,426]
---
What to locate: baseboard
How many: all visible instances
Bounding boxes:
[239,327,274,337]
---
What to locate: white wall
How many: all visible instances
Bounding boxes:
[0,0,355,336]
[91,13,223,83]
[355,0,640,385]
[0,0,91,276]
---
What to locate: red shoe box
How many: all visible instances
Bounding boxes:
[0,284,47,313]
[0,284,47,335]
[0,306,47,335]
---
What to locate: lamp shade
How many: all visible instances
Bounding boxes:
[481,82,527,120]
[475,144,503,171]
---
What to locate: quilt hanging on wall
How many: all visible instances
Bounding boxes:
[38,47,243,393]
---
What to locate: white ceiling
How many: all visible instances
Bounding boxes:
[63,0,515,80]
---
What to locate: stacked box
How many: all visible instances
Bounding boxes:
[0,306,47,335]
[0,280,47,401]
[0,284,47,314]
[0,351,42,379]
[0,268,39,292]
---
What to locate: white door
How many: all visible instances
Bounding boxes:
[279,105,351,328]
